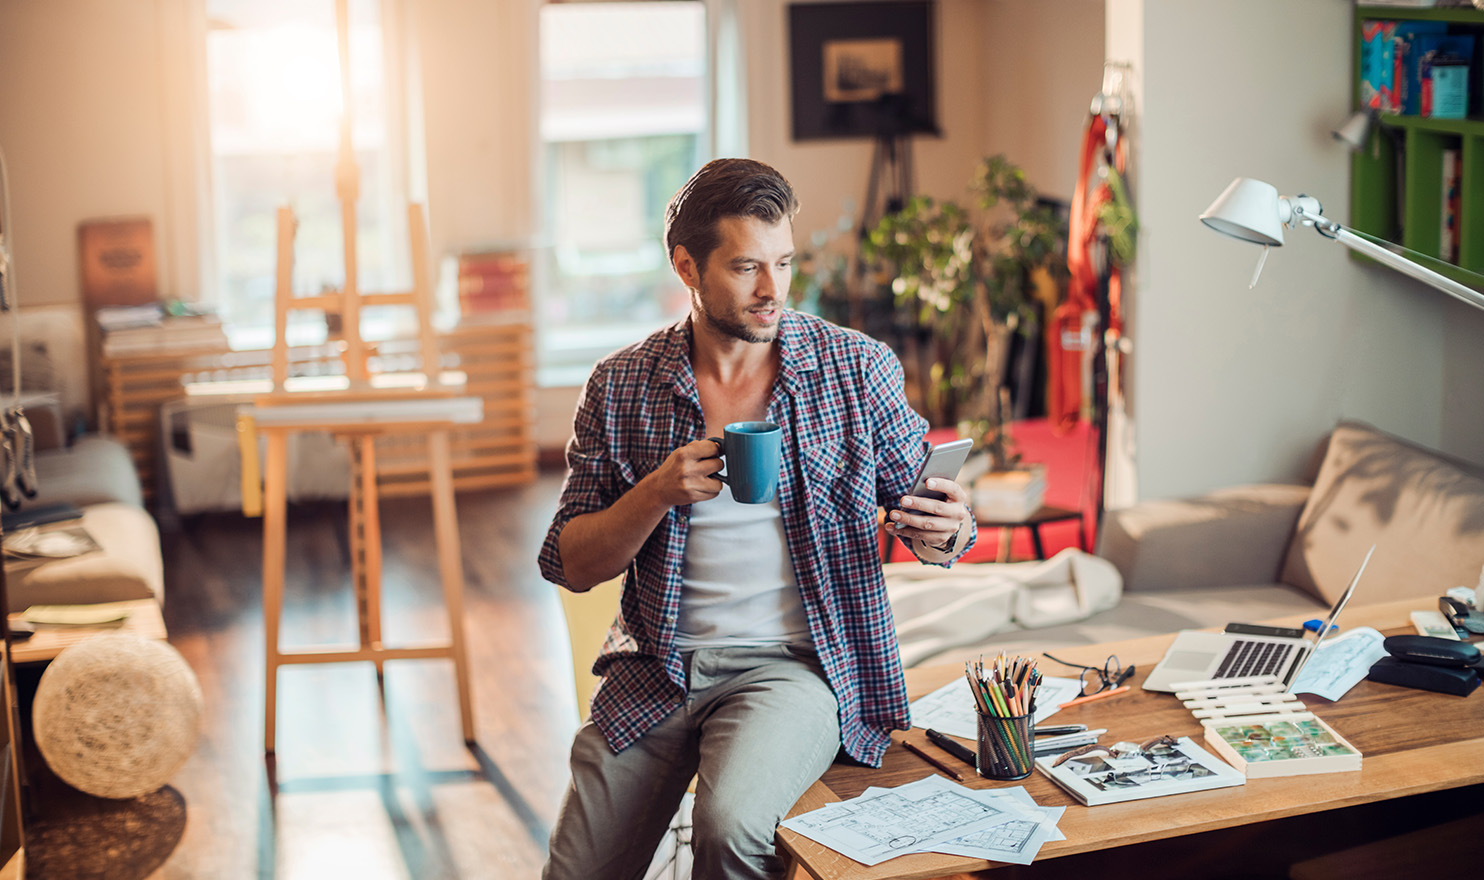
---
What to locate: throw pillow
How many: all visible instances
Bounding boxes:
[1280,421,1484,605]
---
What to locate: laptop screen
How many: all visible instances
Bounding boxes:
[1286,543,1375,689]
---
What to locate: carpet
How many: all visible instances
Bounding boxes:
[23,784,187,880]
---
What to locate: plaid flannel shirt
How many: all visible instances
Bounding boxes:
[538,309,975,767]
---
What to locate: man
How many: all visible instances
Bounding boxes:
[540,158,975,879]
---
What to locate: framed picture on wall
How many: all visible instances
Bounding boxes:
[788,1,939,141]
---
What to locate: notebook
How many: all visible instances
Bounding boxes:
[1141,545,1375,693]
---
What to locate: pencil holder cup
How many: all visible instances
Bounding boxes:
[977,712,1034,780]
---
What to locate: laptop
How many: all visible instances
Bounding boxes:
[1141,544,1375,693]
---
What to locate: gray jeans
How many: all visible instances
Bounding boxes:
[543,644,842,880]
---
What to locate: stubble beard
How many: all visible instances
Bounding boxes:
[693,286,779,345]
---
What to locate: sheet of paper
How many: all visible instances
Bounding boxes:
[1290,626,1387,701]
[933,803,1064,865]
[779,774,1027,866]
[910,675,1081,740]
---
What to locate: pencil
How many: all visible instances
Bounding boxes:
[902,739,967,782]
[1058,685,1130,710]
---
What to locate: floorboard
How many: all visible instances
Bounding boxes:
[23,471,577,880]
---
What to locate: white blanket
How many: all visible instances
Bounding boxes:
[885,548,1123,667]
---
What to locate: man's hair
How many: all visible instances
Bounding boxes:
[664,158,800,274]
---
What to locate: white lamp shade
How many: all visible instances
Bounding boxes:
[1200,177,1285,246]
[1332,110,1372,150]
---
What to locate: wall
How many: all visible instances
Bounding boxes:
[1112,0,1484,502]
[981,0,1106,201]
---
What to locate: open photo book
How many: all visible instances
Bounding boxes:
[1034,735,1245,806]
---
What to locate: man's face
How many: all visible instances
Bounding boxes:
[679,216,794,344]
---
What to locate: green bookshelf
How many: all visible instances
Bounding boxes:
[1352,5,1484,280]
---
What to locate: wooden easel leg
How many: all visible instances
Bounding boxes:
[349,436,385,681]
[429,430,475,743]
[263,432,290,753]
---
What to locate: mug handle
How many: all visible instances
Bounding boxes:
[705,436,729,485]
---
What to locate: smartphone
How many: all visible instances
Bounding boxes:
[1223,622,1305,639]
[907,438,974,501]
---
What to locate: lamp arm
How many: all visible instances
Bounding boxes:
[1305,216,1484,313]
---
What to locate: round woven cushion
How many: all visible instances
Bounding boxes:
[32,634,203,799]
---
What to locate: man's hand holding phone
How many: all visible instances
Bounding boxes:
[891,438,975,553]
[889,478,972,550]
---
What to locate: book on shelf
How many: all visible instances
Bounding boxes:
[1442,146,1461,264]
[1201,714,1362,778]
[1417,34,1474,119]
[94,302,165,331]
[101,313,228,356]
[1033,735,1245,806]
[1362,20,1400,112]
[457,251,530,314]
[1393,20,1448,115]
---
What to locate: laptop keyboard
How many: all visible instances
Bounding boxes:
[1214,639,1296,679]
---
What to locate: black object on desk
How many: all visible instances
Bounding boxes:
[925,728,977,768]
[1368,657,1480,696]
[1367,634,1482,696]
[1,502,82,532]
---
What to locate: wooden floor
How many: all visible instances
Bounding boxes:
[25,470,579,879]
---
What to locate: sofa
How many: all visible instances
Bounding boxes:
[890,420,1484,666]
[2,393,163,615]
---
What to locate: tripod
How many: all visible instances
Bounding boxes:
[852,130,915,334]
[859,131,915,240]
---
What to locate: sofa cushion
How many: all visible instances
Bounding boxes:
[29,435,144,509]
[5,502,162,613]
[1098,483,1312,592]
[1280,421,1484,605]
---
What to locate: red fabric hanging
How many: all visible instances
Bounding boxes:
[1049,114,1126,434]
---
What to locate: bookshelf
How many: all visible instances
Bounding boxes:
[1351,5,1484,280]
[98,318,537,506]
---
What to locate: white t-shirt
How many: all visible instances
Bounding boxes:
[674,482,812,650]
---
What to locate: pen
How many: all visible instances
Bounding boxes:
[1058,685,1130,709]
[924,728,977,767]
[1034,724,1089,737]
[901,739,966,782]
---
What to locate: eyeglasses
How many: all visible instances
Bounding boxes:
[1042,653,1135,698]
[1439,596,1484,635]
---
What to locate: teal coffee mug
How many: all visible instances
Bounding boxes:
[708,421,781,504]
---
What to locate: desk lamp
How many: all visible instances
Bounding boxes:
[1198,177,1484,313]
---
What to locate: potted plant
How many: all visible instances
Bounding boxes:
[861,155,1064,494]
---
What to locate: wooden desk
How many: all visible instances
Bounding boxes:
[7,598,166,665]
[777,598,1484,878]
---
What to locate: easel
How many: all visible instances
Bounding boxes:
[238,0,482,753]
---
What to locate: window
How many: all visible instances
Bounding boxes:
[203,0,408,350]
[537,1,708,385]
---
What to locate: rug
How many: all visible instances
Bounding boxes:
[23,784,187,879]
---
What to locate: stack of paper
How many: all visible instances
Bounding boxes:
[910,675,1081,740]
[779,775,1064,867]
